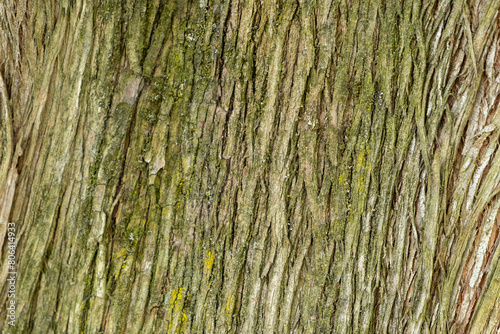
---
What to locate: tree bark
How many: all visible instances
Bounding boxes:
[1,0,500,333]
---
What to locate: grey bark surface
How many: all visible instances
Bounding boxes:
[1,0,500,333]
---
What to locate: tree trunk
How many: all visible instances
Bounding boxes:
[1,0,500,333]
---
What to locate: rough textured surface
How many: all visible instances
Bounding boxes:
[1,0,500,333]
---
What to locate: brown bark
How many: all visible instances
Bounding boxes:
[1,0,500,333]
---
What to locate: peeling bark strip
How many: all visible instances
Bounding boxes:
[1,0,500,333]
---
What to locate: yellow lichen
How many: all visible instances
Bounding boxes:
[204,251,214,278]
[356,151,365,170]
[170,287,184,310]
[226,295,235,312]
[168,287,185,333]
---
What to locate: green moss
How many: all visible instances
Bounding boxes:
[79,262,96,333]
